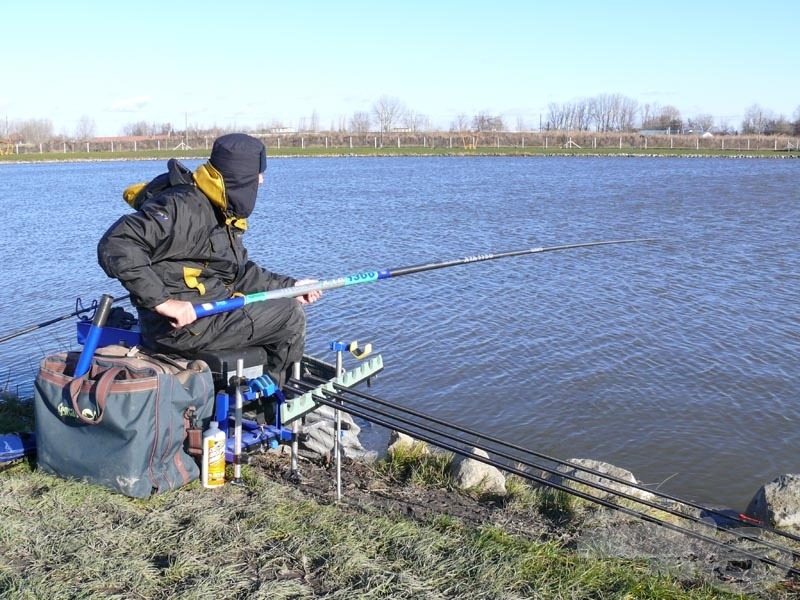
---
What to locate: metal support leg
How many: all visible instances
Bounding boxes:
[290,361,302,482]
[334,347,344,502]
[233,358,244,485]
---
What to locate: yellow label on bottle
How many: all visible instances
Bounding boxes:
[205,437,225,487]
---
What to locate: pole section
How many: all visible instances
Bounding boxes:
[194,239,658,319]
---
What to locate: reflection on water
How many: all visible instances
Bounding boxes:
[0,156,797,509]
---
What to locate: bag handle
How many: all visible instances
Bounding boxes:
[67,366,125,425]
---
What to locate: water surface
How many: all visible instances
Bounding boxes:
[1,155,797,509]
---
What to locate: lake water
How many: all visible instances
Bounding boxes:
[0,155,797,510]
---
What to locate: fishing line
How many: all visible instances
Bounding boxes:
[0,294,131,345]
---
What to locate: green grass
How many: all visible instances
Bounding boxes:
[1,461,758,600]
[0,393,33,432]
[0,397,791,598]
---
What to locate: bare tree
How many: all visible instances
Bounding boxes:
[741,104,774,134]
[617,96,639,131]
[122,121,171,137]
[309,110,319,133]
[472,112,505,132]
[450,113,470,133]
[640,102,682,131]
[16,118,53,144]
[74,115,96,141]
[688,114,715,133]
[349,111,371,134]
[402,111,430,132]
[589,94,638,132]
[546,102,567,130]
[372,95,406,145]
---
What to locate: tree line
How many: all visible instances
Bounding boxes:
[3,94,800,145]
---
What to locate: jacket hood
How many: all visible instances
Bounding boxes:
[208,133,266,219]
[123,159,194,210]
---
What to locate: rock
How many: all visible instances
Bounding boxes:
[545,458,655,502]
[745,473,800,530]
[450,447,506,495]
[386,431,428,456]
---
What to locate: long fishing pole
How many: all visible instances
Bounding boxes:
[292,380,798,576]
[195,238,657,318]
[0,294,131,345]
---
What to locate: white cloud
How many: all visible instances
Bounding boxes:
[110,96,151,112]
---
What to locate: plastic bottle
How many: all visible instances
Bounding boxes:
[201,421,226,489]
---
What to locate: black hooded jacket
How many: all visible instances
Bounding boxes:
[97,148,294,343]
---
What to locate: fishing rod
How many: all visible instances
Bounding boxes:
[311,376,800,545]
[297,374,800,555]
[289,379,798,576]
[195,238,657,318]
[0,294,131,345]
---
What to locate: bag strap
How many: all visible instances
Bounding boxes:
[67,366,125,425]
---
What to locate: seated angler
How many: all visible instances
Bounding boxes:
[97,133,321,388]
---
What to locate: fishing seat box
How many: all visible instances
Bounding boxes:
[191,346,269,391]
[189,348,337,392]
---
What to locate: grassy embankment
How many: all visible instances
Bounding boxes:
[1,394,791,599]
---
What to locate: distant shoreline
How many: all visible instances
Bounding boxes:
[1,146,798,164]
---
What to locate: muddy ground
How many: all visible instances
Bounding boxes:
[250,450,563,540]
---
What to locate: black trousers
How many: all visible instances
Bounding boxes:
[141,298,306,389]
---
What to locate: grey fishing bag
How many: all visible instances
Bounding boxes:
[33,345,214,498]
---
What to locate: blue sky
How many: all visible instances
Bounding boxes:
[3,0,798,136]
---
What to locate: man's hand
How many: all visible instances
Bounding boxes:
[294,279,323,305]
[154,299,197,328]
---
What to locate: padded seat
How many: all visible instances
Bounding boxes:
[189,346,269,392]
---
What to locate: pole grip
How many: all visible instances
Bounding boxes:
[194,296,246,318]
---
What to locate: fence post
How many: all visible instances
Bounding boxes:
[302,137,305,149]
[397,137,400,148]
[111,141,114,152]
[86,142,90,153]
[619,137,622,149]
[349,136,352,149]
